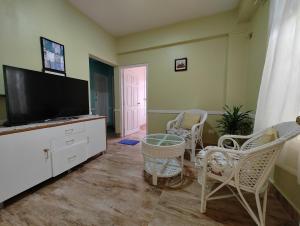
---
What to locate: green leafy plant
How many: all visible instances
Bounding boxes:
[217,105,253,135]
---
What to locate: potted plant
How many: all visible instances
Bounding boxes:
[217,105,253,136]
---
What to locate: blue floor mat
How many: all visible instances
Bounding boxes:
[118,139,140,145]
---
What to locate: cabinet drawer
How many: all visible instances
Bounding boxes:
[64,123,85,136]
[54,123,86,137]
[52,140,87,176]
[52,133,87,149]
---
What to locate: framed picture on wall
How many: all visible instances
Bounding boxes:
[40,37,66,75]
[175,58,187,72]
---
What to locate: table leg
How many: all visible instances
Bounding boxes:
[152,160,158,185]
[153,173,158,186]
[181,154,184,181]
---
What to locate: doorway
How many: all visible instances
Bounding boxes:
[89,58,115,135]
[121,65,147,136]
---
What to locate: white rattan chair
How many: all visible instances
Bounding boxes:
[196,121,300,226]
[166,109,208,162]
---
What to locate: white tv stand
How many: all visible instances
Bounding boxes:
[0,115,106,204]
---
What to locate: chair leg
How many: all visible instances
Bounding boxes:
[181,154,184,181]
[199,138,204,149]
[191,142,196,162]
[262,187,268,225]
[237,188,261,226]
[255,191,265,226]
[153,173,158,186]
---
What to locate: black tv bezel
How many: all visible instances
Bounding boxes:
[3,65,14,125]
[40,36,66,75]
[3,65,89,126]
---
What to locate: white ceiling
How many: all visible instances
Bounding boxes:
[68,0,240,37]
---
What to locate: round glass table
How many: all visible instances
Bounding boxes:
[141,133,185,186]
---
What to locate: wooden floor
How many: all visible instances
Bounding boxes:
[0,130,296,226]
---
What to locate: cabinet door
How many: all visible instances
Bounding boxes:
[0,129,53,203]
[86,119,106,158]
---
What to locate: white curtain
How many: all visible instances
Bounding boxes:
[254,0,300,184]
[254,0,300,132]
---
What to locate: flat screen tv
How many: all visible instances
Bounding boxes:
[3,65,89,126]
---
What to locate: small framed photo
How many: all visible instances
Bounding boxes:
[175,58,187,72]
[40,37,66,75]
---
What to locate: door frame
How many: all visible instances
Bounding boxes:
[119,64,148,137]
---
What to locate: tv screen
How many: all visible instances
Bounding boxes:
[3,65,89,125]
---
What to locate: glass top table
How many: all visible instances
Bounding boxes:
[141,133,185,186]
[143,133,185,147]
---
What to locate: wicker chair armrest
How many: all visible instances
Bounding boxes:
[191,121,204,134]
[166,119,178,130]
[219,134,253,140]
[218,134,254,150]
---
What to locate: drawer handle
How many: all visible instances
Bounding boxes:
[43,149,49,159]
[65,129,74,134]
[68,155,77,161]
[65,139,75,145]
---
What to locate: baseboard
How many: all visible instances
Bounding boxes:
[270,181,300,224]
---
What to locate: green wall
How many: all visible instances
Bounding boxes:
[0,0,117,97]
[115,10,251,144]
[120,36,228,110]
[246,0,270,110]
[117,36,229,144]
[0,96,6,122]
[273,166,300,214]
[117,10,249,54]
